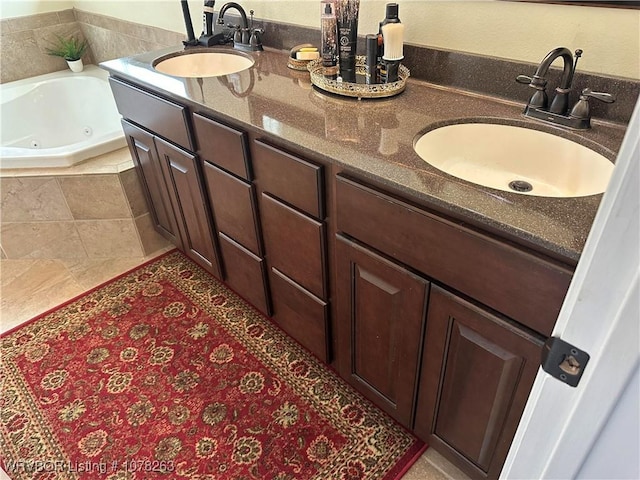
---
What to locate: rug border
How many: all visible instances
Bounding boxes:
[1,248,178,339]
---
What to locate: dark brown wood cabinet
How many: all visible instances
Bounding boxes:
[121,120,181,247]
[155,137,221,278]
[335,235,429,428]
[414,286,543,479]
[109,73,575,480]
[334,173,565,479]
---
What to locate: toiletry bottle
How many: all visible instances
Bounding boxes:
[365,34,379,84]
[380,13,404,83]
[321,0,338,78]
[336,0,360,83]
[378,3,400,64]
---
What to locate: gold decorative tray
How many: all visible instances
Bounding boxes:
[287,57,313,71]
[307,56,410,99]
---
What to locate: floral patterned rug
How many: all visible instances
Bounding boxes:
[1,250,425,479]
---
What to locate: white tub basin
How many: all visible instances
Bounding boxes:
[414,123,614,198]
[153,50,254,78]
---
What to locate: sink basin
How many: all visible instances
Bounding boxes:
[414,123,614,198]
[153,50,254,78]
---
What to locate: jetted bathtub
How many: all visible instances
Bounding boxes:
[0,65,126,169]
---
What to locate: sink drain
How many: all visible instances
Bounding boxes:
[509,180,533,193]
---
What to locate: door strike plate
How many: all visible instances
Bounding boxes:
[541,337,590,387]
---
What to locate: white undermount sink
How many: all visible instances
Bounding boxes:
[414,123,614,198]
[153,50,254,78]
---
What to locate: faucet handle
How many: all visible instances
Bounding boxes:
[569,88,615,121]
[516,75,533,85]
[582,88,615,104]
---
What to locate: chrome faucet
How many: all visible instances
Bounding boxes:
[217,3,263,51]
[517,47,614,129]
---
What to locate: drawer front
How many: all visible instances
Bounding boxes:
[335,175,573,336]
[193,113,251,180]
[261,193,327,300]
[203,161,261,256]
[252,139,324,219]
[270,267,329,362]
[109,77,193,150]
[219,233,270,316]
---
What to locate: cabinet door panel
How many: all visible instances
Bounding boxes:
[260,193,326,299]
[202,161,261,256]
[121,120,181,247]
[270,267,329,362]
[415,286,543,479]
[155,137,221,279]
[219,233,270,315]
[336,235,429,428]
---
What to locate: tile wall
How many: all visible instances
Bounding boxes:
[0,10,92,84]
[0,165,170,261]
[0,8,183,83]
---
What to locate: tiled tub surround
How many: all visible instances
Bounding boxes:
[0,10,93,84]
[0,150,171,261]
[102,46,631,265]
[0,9,183,84]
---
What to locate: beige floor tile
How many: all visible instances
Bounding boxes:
[404,454,452,480]
[0,259,85,332]
[62,257,148,290]
[76,219,143,258]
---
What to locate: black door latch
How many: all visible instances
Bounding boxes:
[541,337,590,387]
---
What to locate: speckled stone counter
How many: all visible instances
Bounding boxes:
[101,46,630,265]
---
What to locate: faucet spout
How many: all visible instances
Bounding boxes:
[533,47,575,90]
[217,2,249,28]
[533,47,576,114]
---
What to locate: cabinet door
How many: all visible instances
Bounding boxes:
[121,120,181,247]
[414,286,543,479]
[335,235,429,428]
[155,137,222,279]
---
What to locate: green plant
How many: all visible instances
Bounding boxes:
[45,34,88,61]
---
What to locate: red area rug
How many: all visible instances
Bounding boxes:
[1,250,425,479]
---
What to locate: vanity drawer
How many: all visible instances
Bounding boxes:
[202,161,261,256]
[260,193,327,300]
[193,113,251,180]
[219,233,270,316]
[109,77,193,151]
[335,175,573,336]
[270,267,329,363]
[252,139,324,219]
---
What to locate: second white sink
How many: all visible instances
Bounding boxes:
[414,123,614,198]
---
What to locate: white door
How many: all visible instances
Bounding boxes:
[501,99,640,479]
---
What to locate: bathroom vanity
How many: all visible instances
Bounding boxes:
[102,45,627,479]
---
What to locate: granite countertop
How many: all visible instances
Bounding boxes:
[100,45,629,266]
